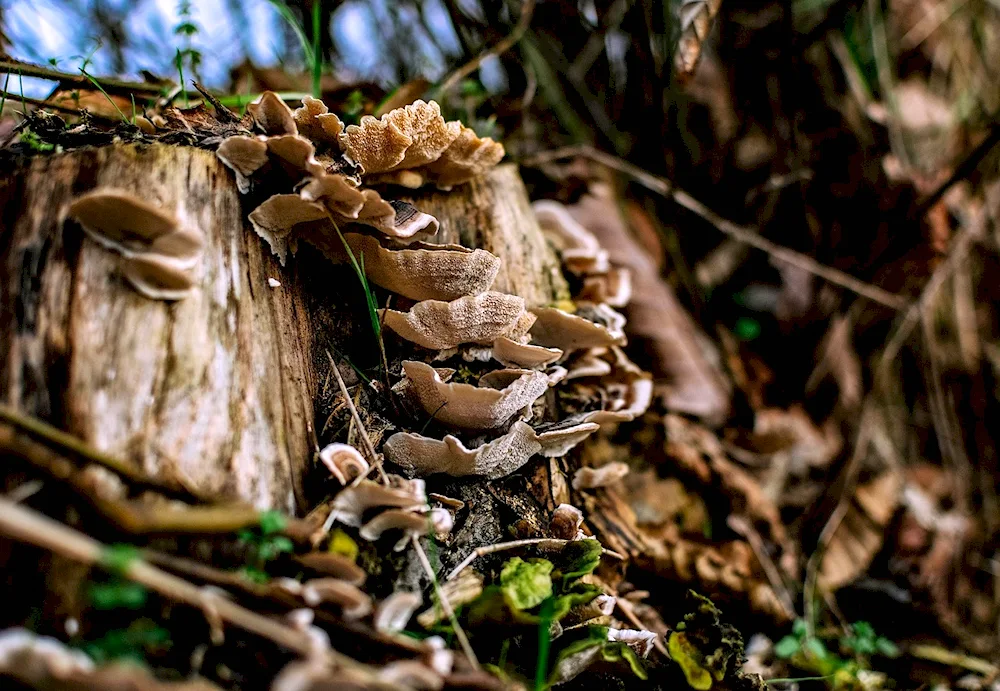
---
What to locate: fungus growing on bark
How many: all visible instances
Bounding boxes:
[120,253,197,301]
[383,421,541,479]
[529,305,627,352]
[330,479,427,527]
[401,360,549,430]
[318,443,369,485]
[265,134,325,177]
[216,136,269,193]
[572,462,630,490]
[247,194,327,263]
[381,292,532,350]
[337,235,500,301]
[584,376,654,424]
[420,123,505,190]
[301,578,372,619]
[374,592,423,634]
[68,189,180,255]
[359,507,453,550]
[550,503,585,540]
[294,552,366,586]
[300,174,366,218]
[247,91,297,136]
[533,199,609,275]
[533,419,601,457]
[293,96,345,147]
[491,336,563,369]
[339,99,459,175]
[580,267,633,307]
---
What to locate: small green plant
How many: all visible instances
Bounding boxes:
[81,618,172,664]
[341,89,365,124]
[174,0,202,107]
[237,510,294,583]
[333,222,389,376]
[774,619,898,689]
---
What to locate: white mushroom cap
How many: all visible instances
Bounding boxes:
[374,591,423,634]
[572,461,630,490]
[359,507,452,550]
[120,253,196,301]
[380,292,532,350]
[301,578,372,619]
[216,136,269,193]
[247,91,297,136]
[534,419,601,457]
[383,420,541,479]
[401,360,549,430]
[68,189,179,256]
[533,199,609,275]
[580,267,633,307]
[492,337,564,369]
[606,628,657,658]
[330,480,427,527]
[378,660,444,691]
[582,376,653,424]
[318,443,369,485]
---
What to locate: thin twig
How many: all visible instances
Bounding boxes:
[914,122,1000,219]
[327,352,388,484]
[0,498,393,687]
[410,534,480,670]
[0,58,167,96]
[521,145,909,310]
[192,80,240,123]
[727,515,797,620]
[437,0,537,95]
[447,538,626,582]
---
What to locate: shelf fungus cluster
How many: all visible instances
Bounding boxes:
[66,189,204,301]
[215,93,504,267]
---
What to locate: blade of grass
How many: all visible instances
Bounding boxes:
[331,222,389,378]
[0,72,10,115]
[311,0,323,98]
[269,0,316,69]
[534,597,554,690]
[79,67,129,123]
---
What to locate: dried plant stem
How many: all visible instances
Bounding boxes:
[0,498,392,686]
[438,0,536,95]
[522,145,909,310]
[0,58,165,96]
[727,515,796,620]
[614,596,667,656]
[410,534,480,670]
[447,538,626,582]
[327,354,388,485]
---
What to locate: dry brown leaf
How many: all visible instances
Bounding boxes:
[818,471,902,591]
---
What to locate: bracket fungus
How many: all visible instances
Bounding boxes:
[401,360,549,430]
[247,91,297,136]
[533,199,609,275]
[339,235,501,302]
[339,99,460,175]
[120,253,197,301]
[301,578,372,620]
[529,305,627,352]
[265,134,325,177]
[491,336,564,369]
[359,507,453,550]
[247,194,327,263]
[572,462,631,490]
[330,479,427,527]
[68,189,182,256]
[318,443,369,485]
[374,592,423,634]
[419,123,506,190]
[383,421,542,479]
[550,504,585,541]
[380,292,532,350]
[293,96,345,148]
[216,135,269,193]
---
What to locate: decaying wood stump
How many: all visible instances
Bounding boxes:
[0,147,567,522]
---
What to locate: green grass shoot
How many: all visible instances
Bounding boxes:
[311,1,323,98]
[79,66,129,123]
[534,597,554,690]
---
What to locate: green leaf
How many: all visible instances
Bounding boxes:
[774,635,801,659]
[792,618,807,637]
[500,557,553,611]
[734,316,761,341]
[552,538,602,587]
[99,544,140,575]
[874,637,900,658]
[89,581,148,610]
[174,21,199,36]
[259,510,287,535]
[601,641,648,681]
[803,636,830,660]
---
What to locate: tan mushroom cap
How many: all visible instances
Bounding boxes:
[340,100,461,175]
[147,227,204,269]
[582,376,653,424]
[565,349,613,380]
[293,96,345,147]
[330,479,427,527]
[339,234,500,302]
[300,174,366,218]
[402,360,549,430]
[550,503,585,540]
[374,592,423,634]
[529,305,627,352]
[120,253,196,301]
[302,578,372,619]
[534,419,601,457]
[265,134,325,177]
[492,336,564,369]
[383,420,541,479]
[294,552,367,586]
[359,507,452,550]
[381,292,532,350]
[572,461,630,490]
[216,136,269,194]
[370,200,439,241]
[247,91,297,135]
[248,194,328,264]
[68,189,180,256]
[533,199,609,275]
[318,443,369,485]
[580,267,633,307]
[422,123,505,190]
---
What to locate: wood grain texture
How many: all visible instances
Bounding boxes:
[0,144,315,512]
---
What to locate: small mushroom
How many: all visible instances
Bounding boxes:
[607,628,657,658]
[330,479,427,527]
[565,349,613,380]
[374,591,423,634]
[383,420,541,479]
[301,578,372,619]
[380,292,532,350]
[293,96,345,147]
[247,194,328,264]
[338,235,500,302]
[265,134,325,177]
[421,123,505,190]
[401,360,549,430]
[359,507,453,550]
[371,200,439,241]
[534,419,601,457]
[572,461,630,490]
[294,552,366,586]
[300,174,366,218]
[492,336,563,369]
[247,91,297,135]
[533,199,609,275]
[147,226,205,268]
[550,503,584,540]
[529,305,627,351]
[120,253,196,301]
[378,660,444,691]
[318,443,369,485]
[68,189,180,256]
[580,267,633,307]
[583,376,653,424]
[216,136,269,193]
